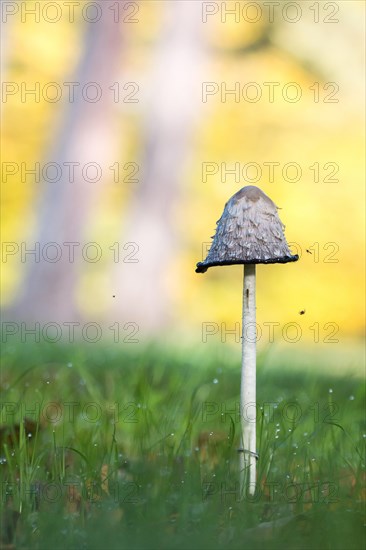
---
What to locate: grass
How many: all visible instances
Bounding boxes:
[0,341,365,549]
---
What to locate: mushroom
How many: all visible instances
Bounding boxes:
[196,185,298,495]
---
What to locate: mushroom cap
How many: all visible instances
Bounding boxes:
[196,185,298,273]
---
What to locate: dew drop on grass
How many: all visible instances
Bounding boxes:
[349,395,355,400]
[67,363,73,368]
[213,378,219,384]
[329,388,333,393]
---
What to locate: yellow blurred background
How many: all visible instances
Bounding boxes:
[1,1,365,347]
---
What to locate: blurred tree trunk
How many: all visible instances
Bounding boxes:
[113,1,206,334]
[8,5,124,323]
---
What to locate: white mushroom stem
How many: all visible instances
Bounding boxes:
[240,263,257,496]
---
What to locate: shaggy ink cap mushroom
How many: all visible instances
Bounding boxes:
[196,185,298,273]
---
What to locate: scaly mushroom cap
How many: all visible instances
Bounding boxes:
[196,186,298,273]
